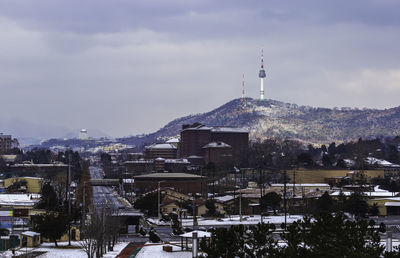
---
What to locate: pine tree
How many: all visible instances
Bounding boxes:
[33,211,69,247]
[260,192,282,215]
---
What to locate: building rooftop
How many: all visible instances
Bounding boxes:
[202,141,231,149]
[271,183,330,188]
[211,127,248,133]
[0,194,40,206]
[181,124,248,134]
[21,231,40,237]
[166,138,180,143]
[146,143,177,150]
[134,172,205,179]
[10,164,68,168]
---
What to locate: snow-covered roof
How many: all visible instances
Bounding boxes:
[166,138,180,143]
[182,125,212,131]
[271,183,329,188]
[211,127,248,133]
[134,173,205,179]
[147,143,177,150]
[180,230,211,238]
[366,157,400,168]
[124,160,153,164]
[21,231,40,237]
[187,155,204,159]
[165,159,190,164]
[385,202,400,207]
[215,195,234,203]
[0,194,40,206]
[372,197,400,201]
[202,141,231,148]
[6,176,43,181]
[331,191,399,197]
[10,164,68,168]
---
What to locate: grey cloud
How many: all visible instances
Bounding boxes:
[0,0,400,137]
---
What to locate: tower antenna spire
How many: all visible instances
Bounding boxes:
[241,74,245,103]
[258,48,266,100]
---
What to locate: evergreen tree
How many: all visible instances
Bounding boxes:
[346,192,369,218]
[205,199,217,216]
[322,154,332,167]
[260,192,282,215]
[281,213,385,258]
[36,182,59,211]
[315,191,334,214]
[134,192,161,217]
[33,211,69,247]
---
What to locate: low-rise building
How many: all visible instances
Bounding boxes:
[4,177,44,193]
[144,143,177,160]
[20,231,41,248]
[134,173,207,196]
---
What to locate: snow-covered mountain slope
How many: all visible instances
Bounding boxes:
[120,98,400,147]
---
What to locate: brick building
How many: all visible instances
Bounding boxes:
[144,143,177,160]
[133,172,207,195]
[0,134,18,154]
[180,123,248,166]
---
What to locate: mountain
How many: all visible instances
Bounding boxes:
[0,118,110,146]
[119,98,400,148]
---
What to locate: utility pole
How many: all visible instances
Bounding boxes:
[158,181,162,221]
[233,168,237,214]
[82,181,86,226]
[68,151,72,246]
[259,166,263,223]
[239,188,242,222]
[283,170,287,228]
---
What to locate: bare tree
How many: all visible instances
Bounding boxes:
[79,214,102,258]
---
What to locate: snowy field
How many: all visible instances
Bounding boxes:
[0,241,128,258]
[149,215,303,227]
[136,243,191,258]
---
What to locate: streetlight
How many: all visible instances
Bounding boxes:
[158,181,166,221]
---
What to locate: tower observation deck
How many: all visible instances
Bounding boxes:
[259,49,266,100]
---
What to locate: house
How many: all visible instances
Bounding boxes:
[161,188,191,202]
[160,198,181,214]
[195,198,226,216]
[20,231,40,248]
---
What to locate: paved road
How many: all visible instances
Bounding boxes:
[90,166,125,216]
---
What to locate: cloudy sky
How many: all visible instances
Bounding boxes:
[0,0,400,137]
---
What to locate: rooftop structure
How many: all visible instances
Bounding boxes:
[79,129,88,140]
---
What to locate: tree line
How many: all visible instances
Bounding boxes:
[200,213,397,258]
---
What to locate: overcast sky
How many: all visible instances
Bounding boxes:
[0,0,400,137]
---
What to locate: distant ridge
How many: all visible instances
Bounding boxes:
[119,98,400,148]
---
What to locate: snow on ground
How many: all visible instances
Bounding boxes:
[136,244,191,258]
[103,242,129,258]
[0,241,129,258]
[149,215,303,227]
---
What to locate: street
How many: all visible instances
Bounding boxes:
[90,166,126,215]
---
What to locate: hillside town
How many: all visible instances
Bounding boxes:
[2,120,400,257]
[2,0,400,257]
